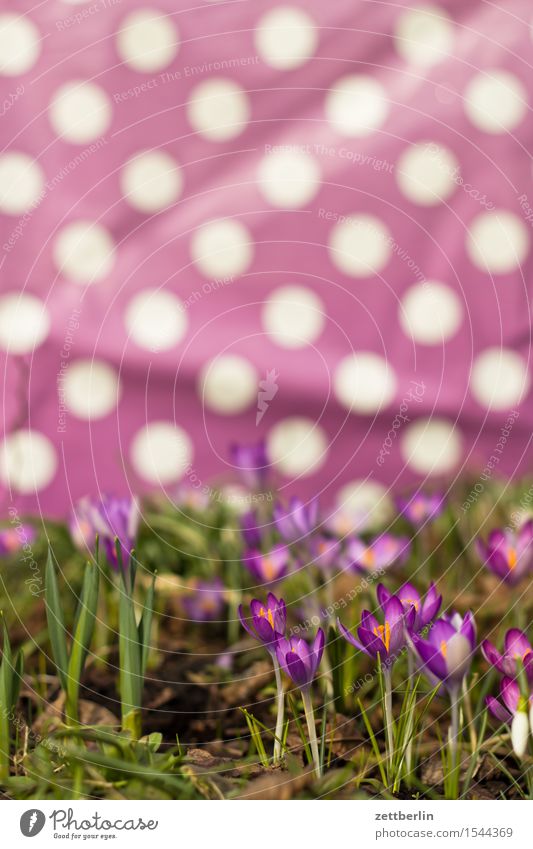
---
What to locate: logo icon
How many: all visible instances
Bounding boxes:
[20,810,46,837]
[256,368,279,425]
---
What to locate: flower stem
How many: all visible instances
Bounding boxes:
[404,652,415,782]
[449,687,460,768]
[272,657,285,763]
[383,665,394,782]
[302,687,322,779]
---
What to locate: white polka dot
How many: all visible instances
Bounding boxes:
[401,418,463,475]
[334,480,394,533]
[120,150,182,213]
[334,352,396,414]
[49,81,112,143]
[191,218,252,279]
[396,142,458,206]
[0,14,40,76]
[54,221,115,284]
[464,70,527,134]
[394,4,454,67]
[255,6,317,70]
[399,281,463,344]
[0,430,57,494]
[116,9,178,72]
[325,75,389,138]
[258,149,320,208]
[131,421,192,485]
[199,354,257,414]
[0,153,44,215]
[470,348,530,410]
[466,211,529,274]
[329,214,391,277]
[125,289,187,351]
[186,78,250,142]
[63,360,121,420]
[0,293,50,354]
[267,416,327,477]
[262,285,324,348]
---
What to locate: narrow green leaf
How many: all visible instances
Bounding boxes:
[66,562,100,717]
[44,549,68,691]
[119,589,142,716]
[138,572,156,679]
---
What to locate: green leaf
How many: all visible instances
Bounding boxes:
[138,572,156,679]
[66,562,100,719]
[44,547,68,691]
[119,588,142,717]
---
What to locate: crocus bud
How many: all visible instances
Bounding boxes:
[511,698,529,758]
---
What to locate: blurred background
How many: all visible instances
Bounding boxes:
[0,0,532,523]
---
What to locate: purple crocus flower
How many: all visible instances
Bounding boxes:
[0,524,36,556]
[243,543,290,584]
[396,491,445,528]
[377,581,442,632]
[70,495,140,571]
[486,676,533,725]
[309,535,341,572]
[345,533,411,573]
[273,497,319,543]
[239,592,286,653]
[476,521,533,585]
[338,596,415,664]
[230,440,269,491]
[412,611,476,692]
[275,629,325,689]
[183,579,225,622]
[481,629,533,683]
[240,510,263,549]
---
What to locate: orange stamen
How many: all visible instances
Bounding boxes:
[373,621,391,652]
[508,548,517,570]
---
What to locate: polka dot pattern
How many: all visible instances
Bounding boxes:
[54,221,116,284]
[0,2,531,512]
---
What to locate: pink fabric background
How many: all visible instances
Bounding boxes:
[1,0,532,521]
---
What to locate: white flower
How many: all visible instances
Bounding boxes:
[511,710,529,758]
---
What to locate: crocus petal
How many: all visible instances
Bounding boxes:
[501,677,520,715]
[361,609,380,633]
[383,595,405,626]
[285,652,310,688]
[311,628,325,669]
[504,628,532,659]
[414,637,448,681]
[481,639,505,674]
[427,618,456,649]
[460,611,477,648]
[358,627,389,659]
[376,583,391,610]
[486,695,512,725]
[238,604,255,639]
[445,633,473,682]
[337,620,366,653]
